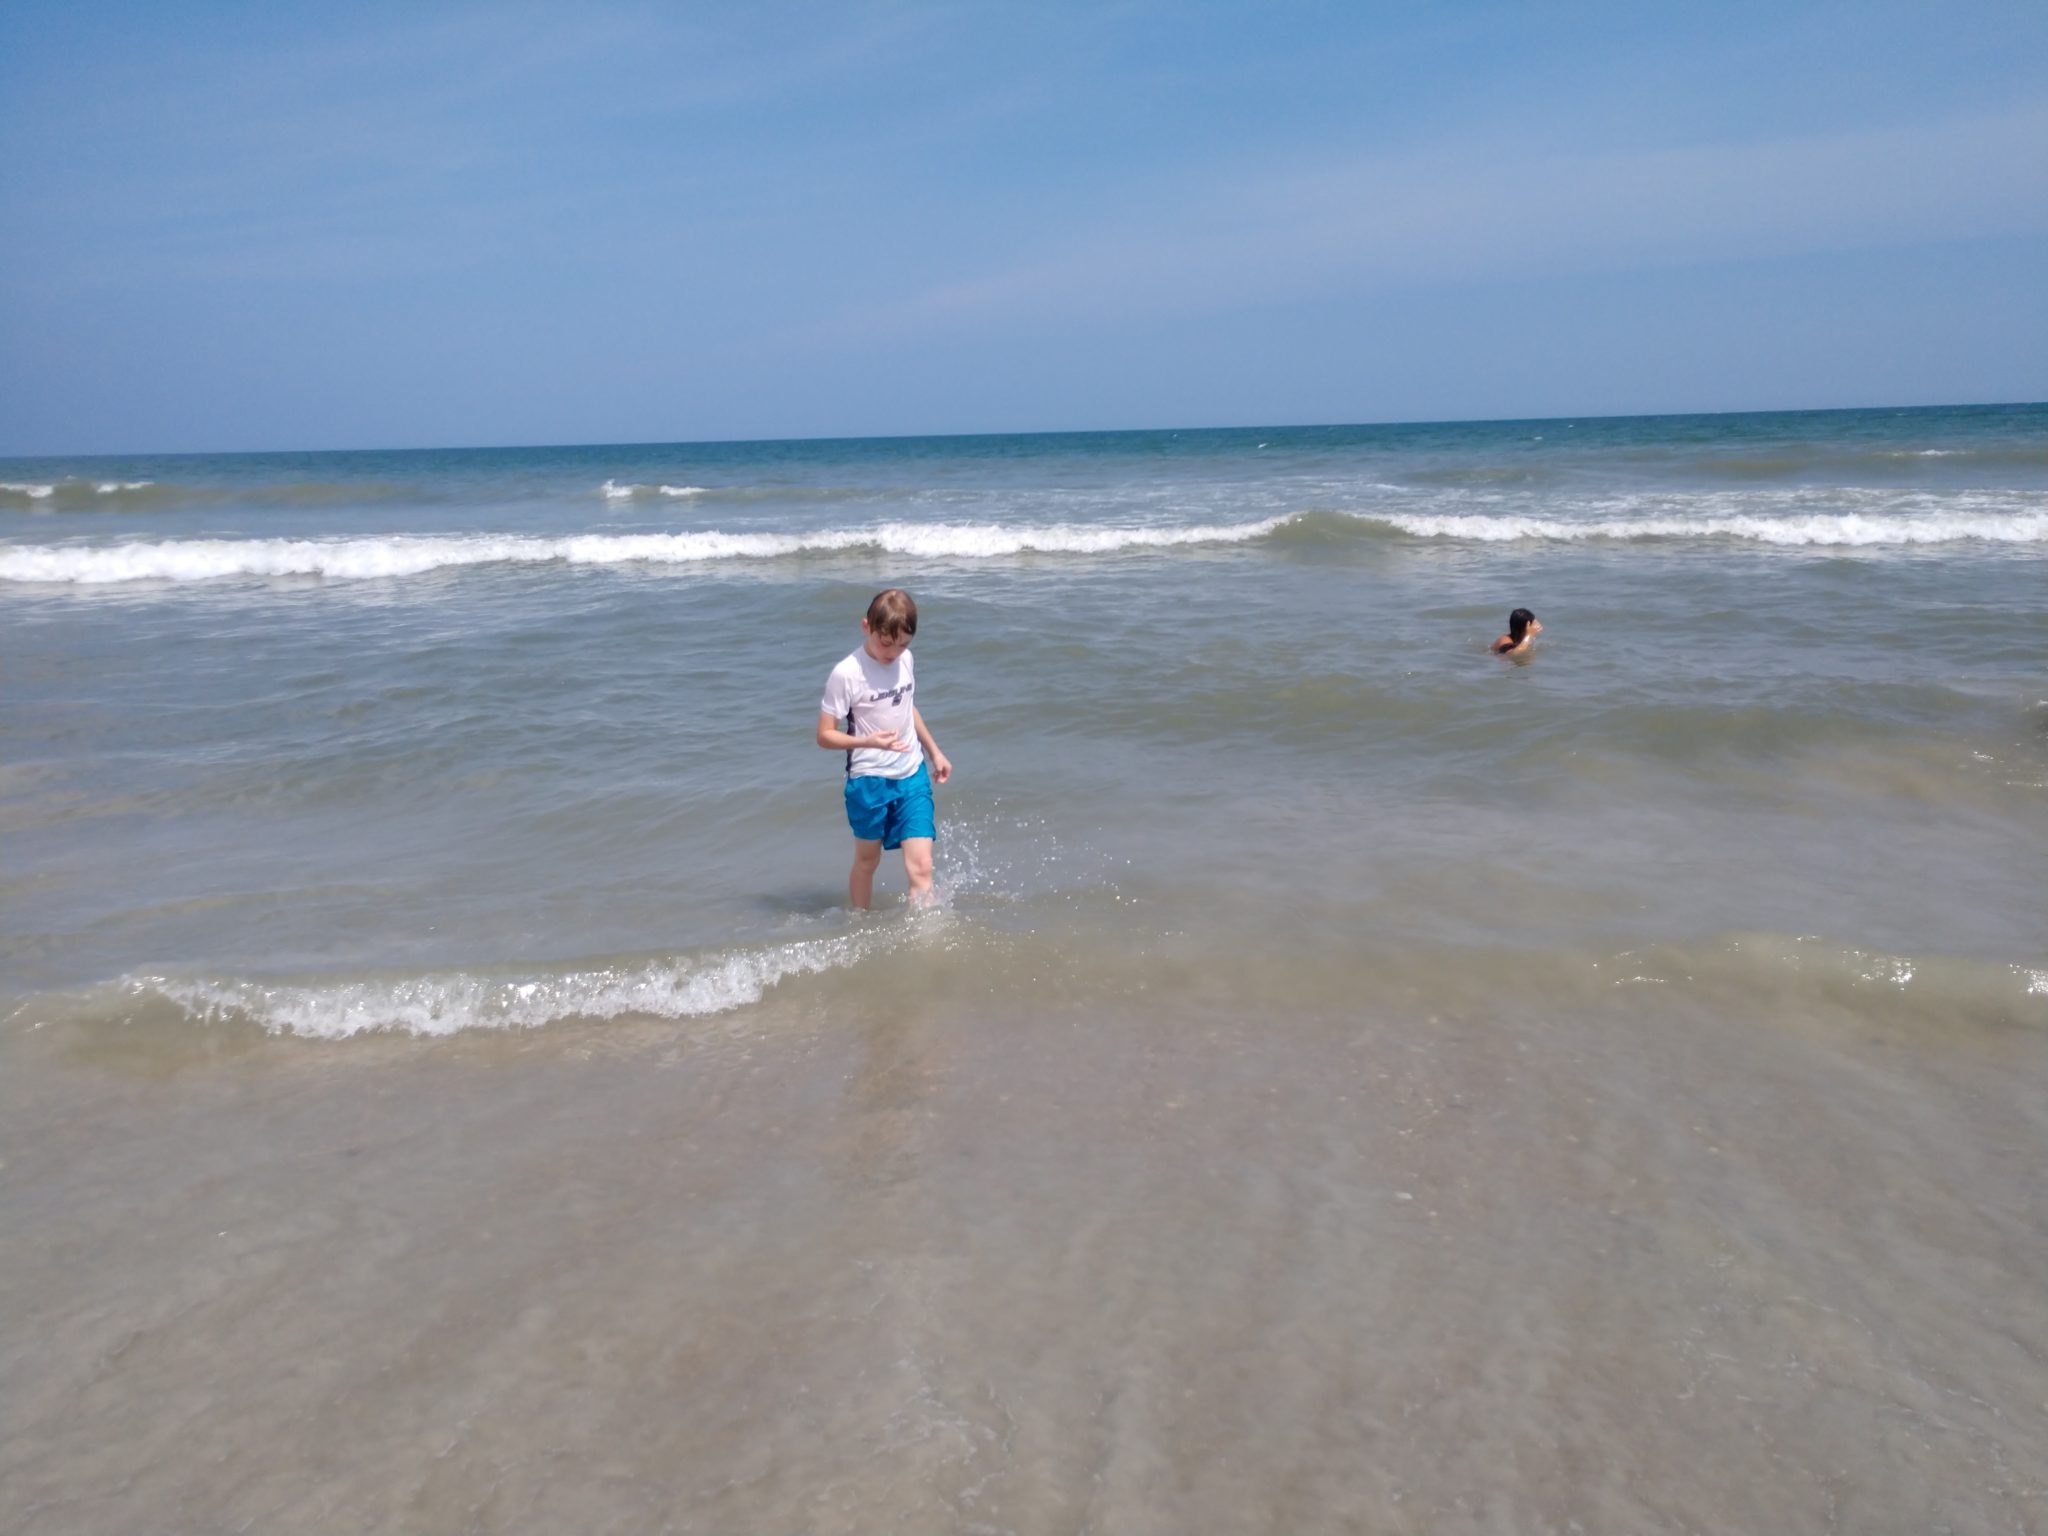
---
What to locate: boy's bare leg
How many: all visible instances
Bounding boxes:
[848,839,884,910]
[901,837,935,908]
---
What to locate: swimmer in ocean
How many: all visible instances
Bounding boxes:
[1491,608,1541,656]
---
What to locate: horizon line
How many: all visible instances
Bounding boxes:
[4,398,2042,463]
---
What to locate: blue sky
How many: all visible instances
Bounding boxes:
[3,1,2045,453]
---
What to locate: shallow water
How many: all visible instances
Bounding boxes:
[3,404,2045,1531]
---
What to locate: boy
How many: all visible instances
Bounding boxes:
[816,588,952,909]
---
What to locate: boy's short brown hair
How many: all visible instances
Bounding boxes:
[866,588,917,639]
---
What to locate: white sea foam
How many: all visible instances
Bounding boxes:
[0,517,1290,584]
[8,506,2043,585]
[1363,510,2048,546]
[601,480,710,498]
[123,930,892,1039]
[3,478,153,499]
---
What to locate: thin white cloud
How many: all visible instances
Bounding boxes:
[806,98,2048,345]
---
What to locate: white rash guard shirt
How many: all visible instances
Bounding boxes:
[820,647,922,779]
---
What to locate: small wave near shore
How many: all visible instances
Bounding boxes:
[12,930,2041,1046]
[14,928,906,1043]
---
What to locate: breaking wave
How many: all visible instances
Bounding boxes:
[2,478,164,511]
[596,481,906,505]
[13,929,2042,1044]
[0,517,1291,584]
[7,504,2047,585]
[38,930,900,1040]
[0,477,448,512]
[1590,934,2048,1029]
[1358,509,2048,546]
[601,479,709,499]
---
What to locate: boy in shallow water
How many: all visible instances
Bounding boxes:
[816,588,953,909]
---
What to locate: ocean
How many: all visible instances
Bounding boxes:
[4,403,2045,1532]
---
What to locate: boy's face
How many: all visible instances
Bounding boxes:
[861,620,911,663]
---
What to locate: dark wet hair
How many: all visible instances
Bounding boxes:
[866,588,917,639]
[1494,608,1536,654]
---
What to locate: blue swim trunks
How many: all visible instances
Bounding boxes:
[844,764,935,850]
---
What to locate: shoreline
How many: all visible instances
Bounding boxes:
[6,938,2044,1532]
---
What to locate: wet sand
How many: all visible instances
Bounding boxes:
[4,934,2044,1535]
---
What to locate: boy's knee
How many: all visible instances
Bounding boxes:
[851,842,884,870]
[902,842,934,882]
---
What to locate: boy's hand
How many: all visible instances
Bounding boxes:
[863,731,911,752]
[929,748,952,784]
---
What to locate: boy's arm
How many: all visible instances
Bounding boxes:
[912,707,952,784]
[817,711,909,754]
